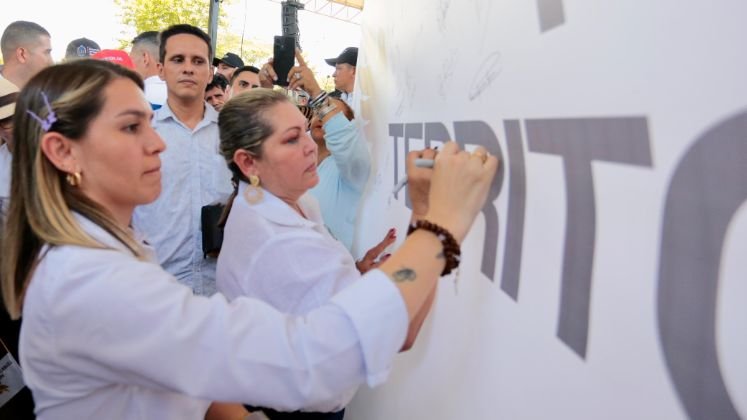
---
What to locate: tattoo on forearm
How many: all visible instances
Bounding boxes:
[392,268,417,282]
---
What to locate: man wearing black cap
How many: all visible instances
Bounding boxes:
[325,46,357,105]
[213,52,244,81]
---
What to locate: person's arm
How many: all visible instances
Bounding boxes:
[232,230,361,315]
[392,146,439,351]
[45,253,406,412]
[258,59,277,88]
[379,141,497,324]
[205,402,250,420]
[41,143,495,412]
[400,284,437,351]
[320,112,371,191]
[355,228,396,274]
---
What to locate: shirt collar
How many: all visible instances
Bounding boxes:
[237,181,317,229]
[73,213,157,261]
[154,100,218,128]
[143,75,164,84]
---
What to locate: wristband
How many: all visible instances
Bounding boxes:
[407,220,461,276]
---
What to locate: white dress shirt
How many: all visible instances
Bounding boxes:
[132,103,233,296]
[20,214,408,419]
[217,186,364,411]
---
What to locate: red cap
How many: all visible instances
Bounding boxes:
[92,49,135,70]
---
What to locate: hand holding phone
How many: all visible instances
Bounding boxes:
[272,36,295,87]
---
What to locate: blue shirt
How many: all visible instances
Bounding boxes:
[132,102,233,296]
[309,113,371,251]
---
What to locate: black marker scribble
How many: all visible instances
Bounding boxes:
[468,51,502,101]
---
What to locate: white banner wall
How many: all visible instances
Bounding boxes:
[346,1,747,419]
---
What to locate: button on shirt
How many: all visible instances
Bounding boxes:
[308,113,370,251]
[20,214,408,419]
[132,103,233,296]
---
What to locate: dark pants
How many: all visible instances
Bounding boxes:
[245,406,345,420]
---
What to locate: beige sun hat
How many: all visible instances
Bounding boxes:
[0,77,20,121]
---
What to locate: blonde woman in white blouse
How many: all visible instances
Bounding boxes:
[1,60,497,419]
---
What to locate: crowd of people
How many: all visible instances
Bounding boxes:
[0,20,498,420]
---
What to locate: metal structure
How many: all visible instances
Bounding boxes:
[208,0,221,54]
[207,0,363,55]
[282,0,305,49]
[268,0,363,25]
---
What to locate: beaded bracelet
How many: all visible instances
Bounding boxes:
[407,220,461,276]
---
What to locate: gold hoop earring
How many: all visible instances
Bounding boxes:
[243,175,263,204]
[65,172,82,187]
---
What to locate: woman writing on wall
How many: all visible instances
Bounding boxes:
[1,59,497,419]
[216,88,445,418]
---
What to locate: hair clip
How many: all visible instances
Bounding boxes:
[26,92,58,132]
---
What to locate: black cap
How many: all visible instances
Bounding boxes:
[213,52,244,68]
[65,38,101,59]
[325,47,358,67]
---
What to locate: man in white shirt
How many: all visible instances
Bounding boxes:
[0,20,53,89]
[132,24,233,296]
[325,47,357,105]
[129,31,168,109]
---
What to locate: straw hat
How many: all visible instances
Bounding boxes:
[0,77,20,121]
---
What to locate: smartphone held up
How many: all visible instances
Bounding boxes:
[272,35,296,87]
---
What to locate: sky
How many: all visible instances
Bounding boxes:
[1,0,361,80]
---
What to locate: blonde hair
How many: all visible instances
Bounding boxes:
[216,88,289,227]
[1,59,146,319]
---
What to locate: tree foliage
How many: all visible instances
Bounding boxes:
[216,32,272,68]
[115,0,224,36]
[114,0,271,65]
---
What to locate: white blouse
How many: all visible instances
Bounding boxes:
[217,186,366,411]
[20,215,407,419]
[217,184,360,315]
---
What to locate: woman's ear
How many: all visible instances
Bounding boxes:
[233,149,259,179]
[39,132,79,174]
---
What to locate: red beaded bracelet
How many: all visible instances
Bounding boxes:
[407,220,461,276]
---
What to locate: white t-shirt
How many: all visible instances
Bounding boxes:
[143,75,167,108]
